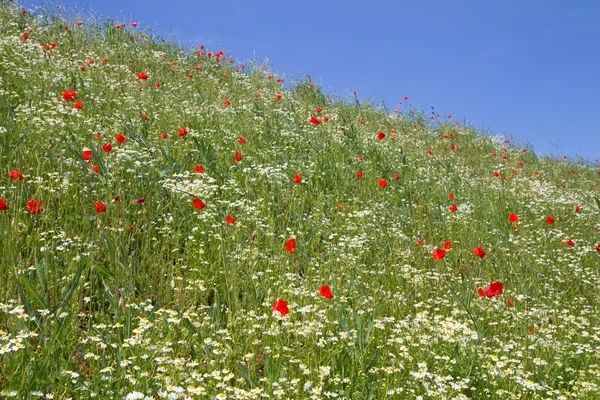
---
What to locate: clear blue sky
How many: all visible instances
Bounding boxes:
[47,0,600,160]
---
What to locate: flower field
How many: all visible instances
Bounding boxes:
[1,2,600,399]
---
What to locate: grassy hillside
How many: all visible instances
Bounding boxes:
[1,2,600,399]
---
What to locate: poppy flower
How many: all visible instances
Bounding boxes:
[225,215,235,225]
[160,132,167,139]
[61,90,78,101]
[416,239,424,245]
[0,198,8,211]
[448,204,457,213]
[596,243,600,252]
[546,216,555,225]
[575,206,581,212]
[509,213,519,223]
[284,238,296,254]
[427,149,433,155]
[394,173,400,180]
[132,198,145,205]
[320,285,334,299]
[272,298,289,316]
[566,240,575,247]
[493,171,500,177]
[26,199,42,214]
[275,94,282,100]
[94,201,107,213]
[195,165,204,173]
[376,132,385,140]
[92,165,100,173]
[448,193,454,199]
[223,99,231,107]
[478,282,503,298]
[316,107,323,113]
[82,149,92,162]
[237,137,247,144]
[506,298,514,307]
[293,174,302,184]
[178,127,188,136]
[9,170,23,181]
[309,117,321,125]
[137,72,149,80]
[443,241,452,250]
[154,82,161,88]
[102,143,112,152]
[116,133,126,144]
[432,249,446,260]
[378,179,387,188]
[73,102,83,109]
[356,170,363,179]
[192,198,205,209]
[234,152,243,163]
[473,246,486,258]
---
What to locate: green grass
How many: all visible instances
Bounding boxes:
[1,2,600,399]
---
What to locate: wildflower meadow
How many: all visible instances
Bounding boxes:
[1,2,600,399]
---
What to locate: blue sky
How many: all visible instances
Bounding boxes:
[49,0,599,160]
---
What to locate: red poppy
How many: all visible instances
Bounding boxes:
[432,249,446,260]
[284,238,296,254]
[473,246,486,258]
[356,170,363,179]
[195,165,204,173]
[316,107,323,113]
[132,198,145,205]
[596,243,600,252]
[223,99,231,107]
[566,239,575,247]
[0,198,8,211]
[575,206,581,212]
[73,102,83,109]
[61,90,77,101]
[448,204,457,213]
[546,216,555,225]
[237,137,247,144]
[275,94,282,100]
[416,239,424,245]
[506,298,515,307]
[178,127,188,136]
[187,73,193,79]
[309,117,321,125]
[192,198,205,209]
[448,193,454,199]
[137,72,149,80]
[225,215,235,225]
[376,132,385,140]
[92,165,100,173]
[102,143,112,152]
[443,241,452,250]
[160,132,167,139]
[82,150,93,162]
[493,171,500,177]
[94,201,107,213]
[9,170,23,181]
[427,149,433,155]
[320,285,334,299]
[154,82,161,88]
[360,119,365,125]
[478,282,503,298]
[272,298,289,316]
[234,152,243,163]
[26,199,42,214]
[293,174,302,184]
[116,133,126,144]
[509,213,519,223]
[378,179,387,188]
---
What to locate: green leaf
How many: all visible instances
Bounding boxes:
[58,261,84,312]
[20,274,48,310]
[238,363,258,388]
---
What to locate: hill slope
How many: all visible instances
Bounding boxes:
[1,2,600,399]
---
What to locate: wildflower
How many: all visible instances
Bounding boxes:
[432,249,446,260]
[509,213,519,223]
[316,107,323,113]
[478,282,503,298]
[376,132,385,140]
[225,215,235,225]
[234,152,243,163]
[195,165,204,173]
[0,198,8,211]
[154,82,161,88]
[319,286,334,299]
[192,198,205,209]
[416,239,424,245]
[448,204,457,213]
[443,241,452,250]
[284,238,296,254]
[378,179,387,188]
[596,243,600,252]
[237,137,247,144]
[102,143,112,152]
[566,239,575,247]
[223,99,231,107]
[448,193,454,199]
[356,170,363,179]
[94,201,107,213]
[473,246,486,258]
[61,90,78,101]
[309,117,321,125]
[178,127,188,136]
[394,173,400,180]
[293,174,302,184]
[132,198,145,205]
[272,298,289,316]
[116,133,126,144]
[575,206,581,212]
[546,216,555,225]
[73,102,83,109]
[137,72,149,80]
[506,298,515,307]
[9,170,23,180]
[27,199,43,214]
